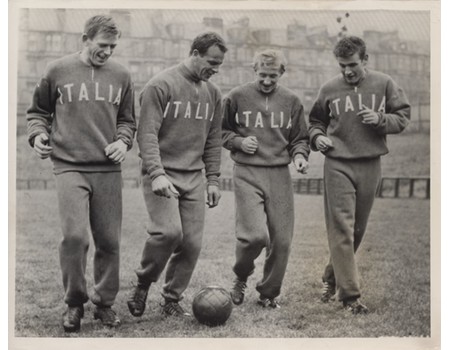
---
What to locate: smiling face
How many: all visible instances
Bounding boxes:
[191,45,225,81]
[337,53,368,85]
[81,32,119,67]
[255,65,283,94]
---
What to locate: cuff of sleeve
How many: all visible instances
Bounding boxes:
[148,168,166,182]
[231,137,245,151]
[309,132,323,152]
[28,130,48,147]
[206,175,219,186]
[373,112,385,129]
[118,136,133,151]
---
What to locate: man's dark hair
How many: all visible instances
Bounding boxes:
[333,36,367,60]
[84,15,121,39]
[189,32,228,56]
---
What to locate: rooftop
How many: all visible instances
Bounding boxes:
[23,8,430,43]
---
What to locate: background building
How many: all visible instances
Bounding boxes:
[16,8,430,132]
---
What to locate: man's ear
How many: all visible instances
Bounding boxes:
[191,49,200,57]
[81,33,89,44]
[362,54,369,65]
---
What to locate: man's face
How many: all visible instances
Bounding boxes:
[255,65,283,94]
[192,45,225,81]
[83,32,119,67]
[337,52,367,85]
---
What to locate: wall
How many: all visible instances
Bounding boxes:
[16,9,430,133]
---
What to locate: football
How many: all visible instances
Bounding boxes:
[192,286,233,326]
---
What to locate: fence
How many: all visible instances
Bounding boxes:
[16,176,430,199]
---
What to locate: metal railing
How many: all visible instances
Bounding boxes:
[16,176,430,199]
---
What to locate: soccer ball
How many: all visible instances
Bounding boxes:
[192,286,233,326]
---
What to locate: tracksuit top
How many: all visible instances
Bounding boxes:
[26,53,136,174]
[222,82,310,166]
[308,69,410,159]
[137,63,222,185]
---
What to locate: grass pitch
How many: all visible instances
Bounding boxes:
[14,189,430,338]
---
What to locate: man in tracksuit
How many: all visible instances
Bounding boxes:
[309,36,410,314]
[127,32,227,317]
[26,15,136,332]
[222,49,310,308]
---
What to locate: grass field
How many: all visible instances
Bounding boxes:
[14,189,430,338]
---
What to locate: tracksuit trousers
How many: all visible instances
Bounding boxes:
[322,157,381,301]
[55,171,122,307]
[232,164,294,299]
[135,169,205,302]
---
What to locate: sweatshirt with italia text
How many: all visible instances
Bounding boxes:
[308,69,410,159]
[137,63,222,185]
[26,52,136,174]
[222,82,310,166]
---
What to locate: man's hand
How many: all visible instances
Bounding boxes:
[33,133,53,159]
[294,155,309,174]
[315,135,334,152]
[241,136,258,154]
[105,139,128,164]
[357,104,380,125]
[151,175,180,198]
[206,184,221,208]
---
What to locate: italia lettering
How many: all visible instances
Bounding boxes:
[184,101,192,119]
[194,102,202,119]
[173,101,182,118]
[162,101,213,121]
[378,96,386,112]
[112,88,121,105]
[270,112,279,128]
[64,83,74,102]
[286,117,292,129]
[332,98,341,115]
[79,83,89,101]
[328,93,388,117]
[57,82,122,105]
[243,111,251,127]
[95,82,105,101]
[205,103,210,121]
[163,101,170,118]
[57,87,63,104]
[345,96,354,112]
[254,112,264,128]
[234,110,292,129]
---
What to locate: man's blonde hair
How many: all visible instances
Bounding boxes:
[252,49,286,74]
